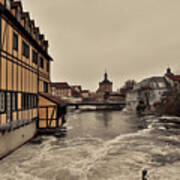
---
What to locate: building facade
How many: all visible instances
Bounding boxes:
[126,76,170,111]
[0,0,65,158]
[96,72,113,101]
[165,68,180,91]
[51,82,72,98]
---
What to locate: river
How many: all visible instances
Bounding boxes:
[0,111,180,180]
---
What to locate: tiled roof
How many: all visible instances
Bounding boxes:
[167,75,180,82]
[39,93,67,106]
[51,82,71,89]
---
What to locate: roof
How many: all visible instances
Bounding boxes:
[134,76,170,90]
[11,1,22,9]
[100,79,112,84]
[0,2,53,61]
[39,93,67,106]
[99,72,113,84]
[167,75,180,82]
[142,76,166,83]
[81,90,89,93]
[22,12,30,19]
[51,82,71,89]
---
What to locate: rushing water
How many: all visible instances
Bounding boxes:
[0,111,180,180]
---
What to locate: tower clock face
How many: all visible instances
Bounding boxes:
[6,0,11,10]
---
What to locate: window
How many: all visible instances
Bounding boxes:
[30,26,34,36]
[25,19,29,31]
[40,57,44,68]
[22,40,29,58]
[47,61,49,72]
[36,33,39,41]
[12,93,17,111]
[30,95,33,108]
[44,82,48,93]
[27,94,31,109]
[32,50,38,64]
[13,33,18,51]
[6,0,11,10]
[34,95,37,108]
[21,93,38,110]
[25,94,28,109]
[0,92,5,113]
[16,9,21,22]
[21,94,23,110]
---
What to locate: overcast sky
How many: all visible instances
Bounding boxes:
[22,0,180,91]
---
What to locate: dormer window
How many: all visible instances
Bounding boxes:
[25,19,29,31]
[6,0,11,10]
[36,33,39,41]
[16,9,21,22]
[30,27,33,36]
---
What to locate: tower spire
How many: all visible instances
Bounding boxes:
[104,69,108,81]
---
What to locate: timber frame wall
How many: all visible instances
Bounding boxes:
[0,0,53,126]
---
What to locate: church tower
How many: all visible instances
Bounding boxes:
[96,71,113,96]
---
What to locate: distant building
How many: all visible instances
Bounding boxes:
[165,68,180,91]
[89,92,97,101]
[126,76,170,110]
[96,72,113,100]
[108,92,125,102]
[81,90,90,99]
[51,82,72,98]
[119,80,136,98]
[71,85,82,97]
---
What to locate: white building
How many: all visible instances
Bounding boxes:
[126,76,170,111]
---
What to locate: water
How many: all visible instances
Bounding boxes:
[0,111,180,180]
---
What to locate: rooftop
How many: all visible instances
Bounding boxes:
[51,82,71,89]
[167,75,180,82]
[100,72,112,84]
[39,93,67,106]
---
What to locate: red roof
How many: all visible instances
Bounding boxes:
[51,82,71,89]
[167,75,180,82]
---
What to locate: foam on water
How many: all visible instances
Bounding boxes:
[1,112,180,180]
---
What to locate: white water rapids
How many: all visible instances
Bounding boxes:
[0,111,180,180]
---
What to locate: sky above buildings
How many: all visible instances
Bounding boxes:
[22,0,180,91]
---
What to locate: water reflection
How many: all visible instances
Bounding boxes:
[96,111,112,128]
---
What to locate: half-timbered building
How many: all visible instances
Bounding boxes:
[0,0,66,158]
